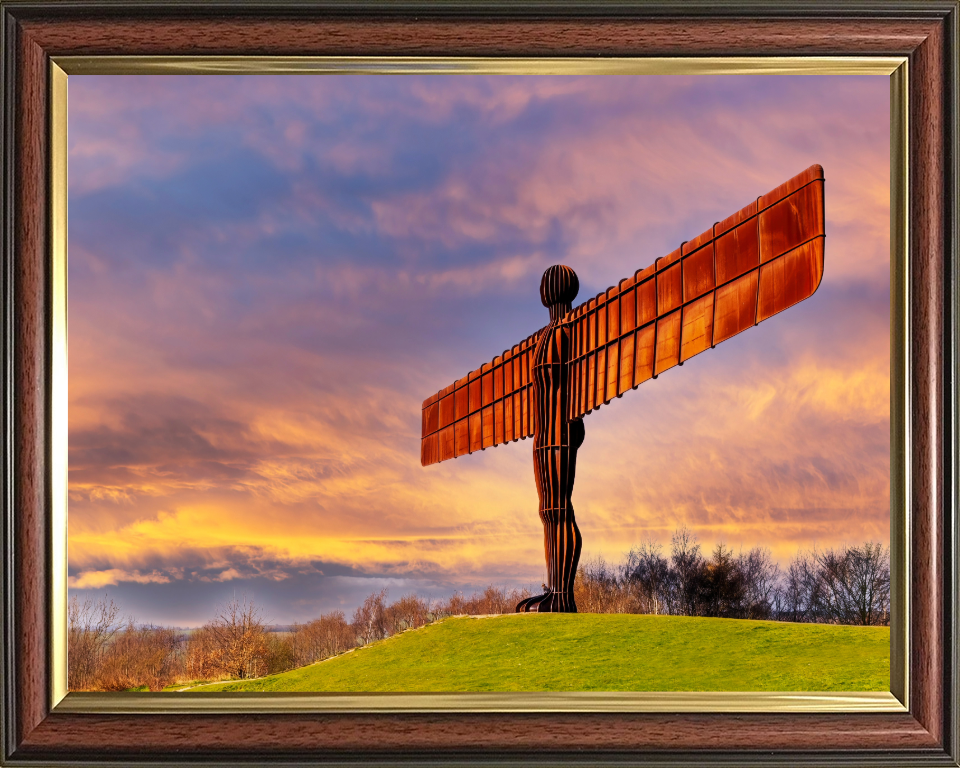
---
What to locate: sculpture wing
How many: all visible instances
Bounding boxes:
[420,164,825,465]
[565,164,825,420]
[420,326,546,466]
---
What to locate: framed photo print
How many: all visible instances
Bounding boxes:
[1,3,957,766]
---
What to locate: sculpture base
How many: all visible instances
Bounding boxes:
[515,591,577,613]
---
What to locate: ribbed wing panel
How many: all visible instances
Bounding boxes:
[420,328,545,466]
[566,164,825,420]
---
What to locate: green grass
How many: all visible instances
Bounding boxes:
[191,614,889,693]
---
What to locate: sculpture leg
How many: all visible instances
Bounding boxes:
[535,509,582,612]
[517,419,584,613]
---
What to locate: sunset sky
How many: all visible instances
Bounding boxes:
[68,74,890,627]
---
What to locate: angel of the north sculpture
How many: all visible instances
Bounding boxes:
[420,164,825,613]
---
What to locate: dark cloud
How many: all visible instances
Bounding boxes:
[68,545,535,625]
[69,393,284,471]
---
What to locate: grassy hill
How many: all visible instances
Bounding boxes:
[191,613,889,693]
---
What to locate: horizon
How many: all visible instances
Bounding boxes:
[75,532,890,631]
[68,74,890,626]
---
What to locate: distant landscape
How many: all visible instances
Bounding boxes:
[69,532,890,693]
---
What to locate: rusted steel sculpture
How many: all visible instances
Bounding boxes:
[420,165,826,613]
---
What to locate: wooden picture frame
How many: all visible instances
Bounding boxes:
[2,2,957,765]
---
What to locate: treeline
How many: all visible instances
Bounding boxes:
[68,585,533,691]
[574,529,890,626]
[68,532,889,692]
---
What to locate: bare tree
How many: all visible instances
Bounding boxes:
[843,542,891,625]
[433,586,532,618]
[442,590,468,617]
[779,542,890,625]
[701,543,747,618]
[320,610,356,656]
[352,588,389,645]
[291,610,356,665]
[575,554,639,614]
[98,620,182,691]
[782,549,817,622]
[69,596,186,691]
[263,632,296,675]
[68,594,123,690]
[475,586,512,615]
[203,595,269,679]
[623,540,672,615]
[812,543,890,625]
[670,527,707,617]
[386,593,430,633]
[737,546,782,620]
[290,620,324,668]
[185,625,223,681]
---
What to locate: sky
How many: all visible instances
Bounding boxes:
[68,74,890,627]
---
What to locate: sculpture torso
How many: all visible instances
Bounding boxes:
[532,319,569,450]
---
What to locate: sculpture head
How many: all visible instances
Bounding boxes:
[540,265,579,321]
